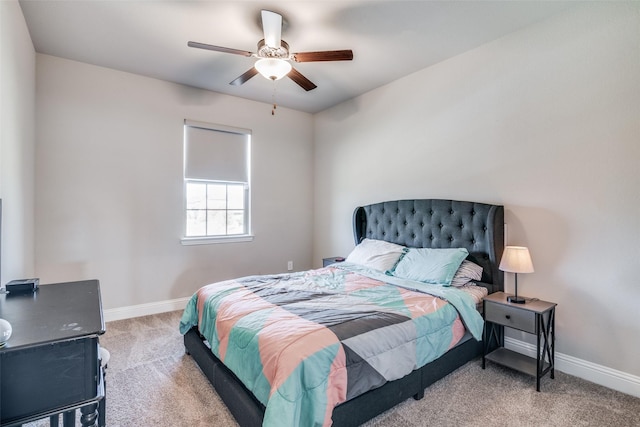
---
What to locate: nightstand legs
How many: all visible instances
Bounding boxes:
[535,309,555,391]
[482,320,503,370]
[536,309,555,390]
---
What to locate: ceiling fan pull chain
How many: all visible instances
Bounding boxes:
[271,82,278,116]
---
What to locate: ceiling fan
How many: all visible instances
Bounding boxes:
[188,10,353,91]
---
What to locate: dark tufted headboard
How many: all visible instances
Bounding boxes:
[353,199,504,293]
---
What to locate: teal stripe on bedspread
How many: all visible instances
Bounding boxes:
[334,262,484,340]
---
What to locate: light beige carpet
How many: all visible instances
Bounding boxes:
[26,310,640,426]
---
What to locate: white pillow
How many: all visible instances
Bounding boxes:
[450,260,483,287]
[346,238,405,271]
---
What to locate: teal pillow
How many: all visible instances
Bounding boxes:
[388,247,469,286]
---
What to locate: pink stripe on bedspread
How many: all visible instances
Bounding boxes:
[324,346,347,426]
[340,268,383,292]
[259,306,347,400]
[449,316,465,349]
[216,286,277,361]
[396,286,448,317]
[196,281,238,327]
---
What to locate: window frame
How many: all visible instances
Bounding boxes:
[181,120,252,245]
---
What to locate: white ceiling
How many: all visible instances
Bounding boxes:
[19,0,575,114]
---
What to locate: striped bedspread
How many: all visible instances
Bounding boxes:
[179,263,483,427]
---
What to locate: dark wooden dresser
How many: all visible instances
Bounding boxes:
[0,280,105,426]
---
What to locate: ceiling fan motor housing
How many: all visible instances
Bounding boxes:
[257,39,290,59]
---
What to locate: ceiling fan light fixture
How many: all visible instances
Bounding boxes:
[255,58,292,81]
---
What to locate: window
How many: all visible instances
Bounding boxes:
[182,120,251,244]
[185,181,247,236]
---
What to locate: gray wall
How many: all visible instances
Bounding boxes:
[35,54,314,310]
[0,0,36,284]
[313,3,640,378]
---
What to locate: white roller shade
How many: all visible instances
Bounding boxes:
[184,120,250,182]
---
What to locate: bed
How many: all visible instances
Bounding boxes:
[181,199,504,427]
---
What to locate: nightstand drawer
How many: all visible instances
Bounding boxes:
[485,302,536,334]
[323,257,345,267]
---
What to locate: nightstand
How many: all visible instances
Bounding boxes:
[323,257,345,267]
[482,291,556,391]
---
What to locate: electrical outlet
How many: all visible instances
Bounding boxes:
[287,261,293,271]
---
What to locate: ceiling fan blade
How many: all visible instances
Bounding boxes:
[261,10,282,48]
[292,50,354,62]
[288,68,317,91]
[188,41,253,57]
[229,68,259,86]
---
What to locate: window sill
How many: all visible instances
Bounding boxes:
[181,235,254,246]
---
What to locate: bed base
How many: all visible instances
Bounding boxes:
[184,327,483,427]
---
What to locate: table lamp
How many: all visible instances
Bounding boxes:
[499,246,534,304]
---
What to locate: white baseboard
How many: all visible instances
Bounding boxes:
[103,297,191,322]
[505,337,640,398]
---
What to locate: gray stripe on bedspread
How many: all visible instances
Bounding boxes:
[342,321,418,385]
[342,344,387,400]
[284,306,410,340]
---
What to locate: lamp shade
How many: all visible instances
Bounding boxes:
[499,246,534,274]
[255,58,292,81]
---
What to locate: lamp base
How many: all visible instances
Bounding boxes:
[507,295,526,304]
